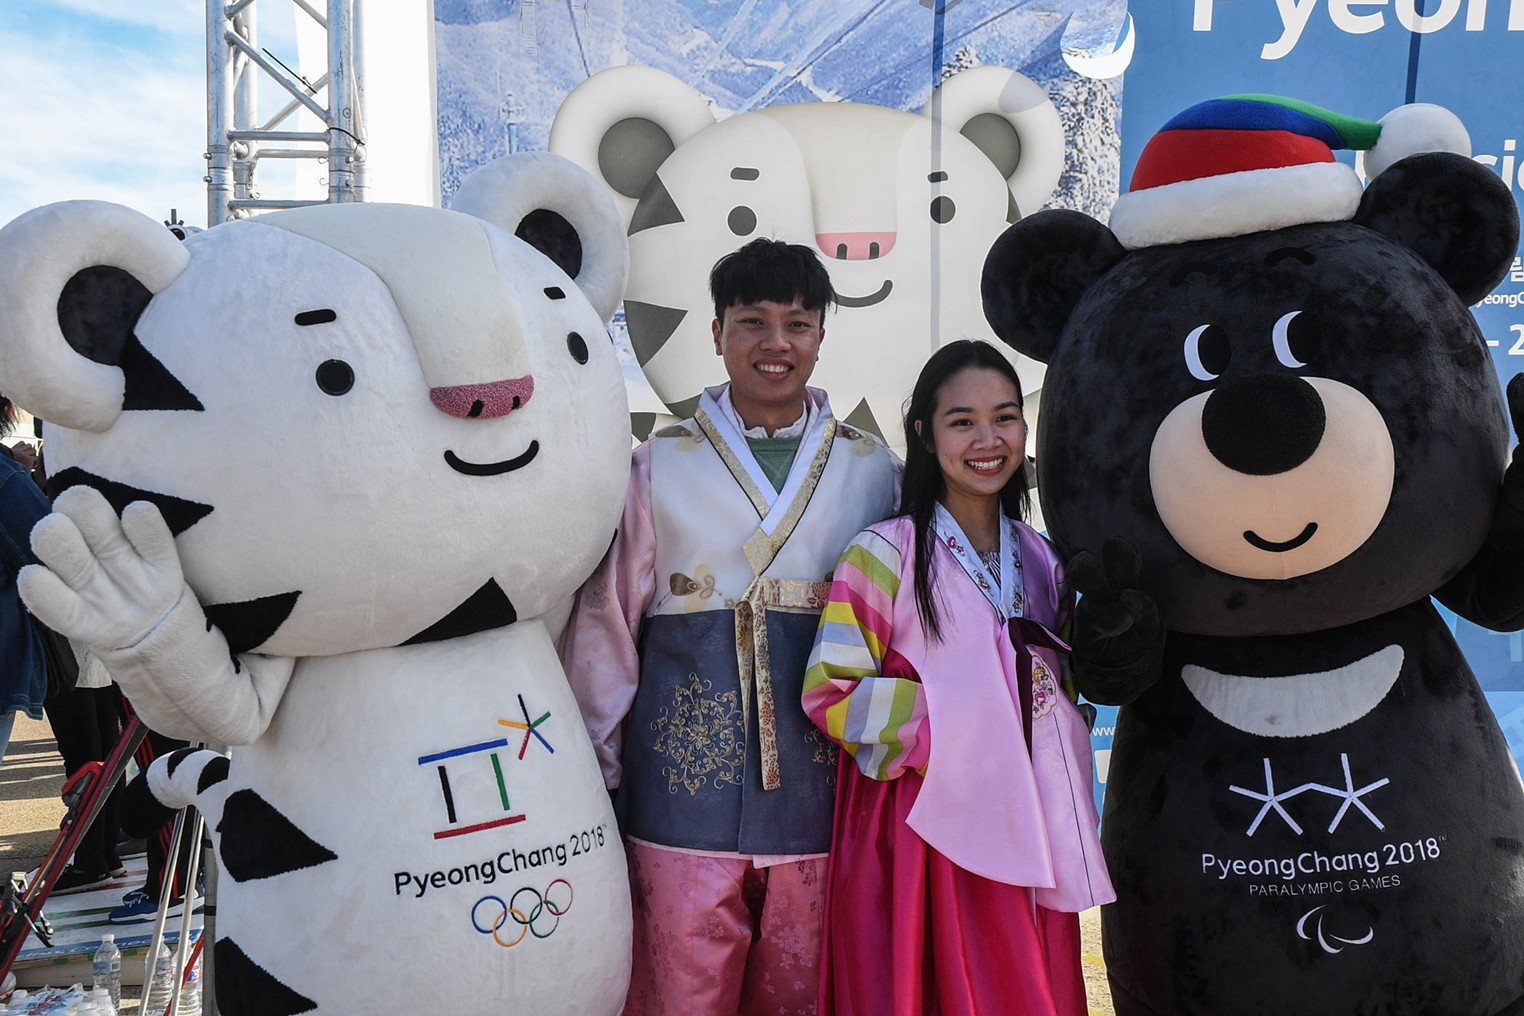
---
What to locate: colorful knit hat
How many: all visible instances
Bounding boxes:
[1108,94,1471,250]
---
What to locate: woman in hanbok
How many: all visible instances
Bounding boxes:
[803,339,1113,1016]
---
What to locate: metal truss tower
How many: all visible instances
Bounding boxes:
[205,0,366,225]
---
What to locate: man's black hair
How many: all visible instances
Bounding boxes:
[709,238,834,324]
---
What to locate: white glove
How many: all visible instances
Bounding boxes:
[20,485,293,744]
[20,485,183,651]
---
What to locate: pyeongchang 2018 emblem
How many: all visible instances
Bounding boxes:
[418,694,556,840]
[472,879,574,948]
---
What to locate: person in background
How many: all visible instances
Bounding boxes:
[0,395,50,764]
[8,440,36,474]
[107,708,198,923]
[803,340,1113,1015]
[560,238,899,1015]
[42,658,128,893]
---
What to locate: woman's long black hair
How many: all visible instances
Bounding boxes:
[899,339,1031,641]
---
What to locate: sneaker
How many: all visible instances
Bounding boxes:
[107,888,187,925]
[116,836,148,859]
[50,865,116,895]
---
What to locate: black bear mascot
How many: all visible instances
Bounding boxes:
[983,95,1524,1016]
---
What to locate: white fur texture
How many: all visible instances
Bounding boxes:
[34,208,629,659]
[450,151,631,321]
[0,157,634,1013]
[1109,162,1363,250]
[1360,103,1472,182]
[0,201,188,432]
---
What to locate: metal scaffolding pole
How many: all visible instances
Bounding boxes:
[205,0,366,225]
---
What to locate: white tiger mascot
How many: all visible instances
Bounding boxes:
[548,64,1066,446]
[0,153,633,1014]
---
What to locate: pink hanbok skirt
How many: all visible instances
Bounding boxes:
[820,754,1088,1016]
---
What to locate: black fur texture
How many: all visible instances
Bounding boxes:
[983,149,1524,1015]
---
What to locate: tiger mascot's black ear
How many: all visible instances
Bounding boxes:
[0,200,194,432]
[449,151,630,322]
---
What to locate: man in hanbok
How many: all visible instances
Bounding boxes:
[561,238,899,1016]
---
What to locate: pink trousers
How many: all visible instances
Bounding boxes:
[623,839,825,1016]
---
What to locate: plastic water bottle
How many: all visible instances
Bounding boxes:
[179,948,202,1016]
[91,934,121,1015]
[143,946,177,1015]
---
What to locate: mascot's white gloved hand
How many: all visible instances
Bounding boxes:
[19,486,294,744]
[21,486,184,651]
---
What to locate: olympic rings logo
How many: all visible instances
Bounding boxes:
[471,879,574,947]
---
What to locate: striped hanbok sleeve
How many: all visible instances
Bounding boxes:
[803,527,929,781]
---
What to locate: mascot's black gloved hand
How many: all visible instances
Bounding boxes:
[1503,374,1524,511]
[1066,536,1166,706]
[1435,372,1524,630]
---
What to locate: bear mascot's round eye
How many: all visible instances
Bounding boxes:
[930,196,956,224]
[566,331,589,364]
[1183,323,1230,381]
[315,359,355,395]
[1272,309,1320,368]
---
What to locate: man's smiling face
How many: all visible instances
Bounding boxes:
[712,297,825,432]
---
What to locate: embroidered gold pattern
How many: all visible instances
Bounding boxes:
[806,727,839,767]
[652,673,744,796]
[668,569,733,610]
[756,579,832,611]
[669,571,717,597]
[653,422,706,449]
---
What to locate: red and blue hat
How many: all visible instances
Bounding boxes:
[1109,94,1471,250]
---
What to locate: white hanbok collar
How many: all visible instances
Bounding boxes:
[715,385,811,439]
[932,503,1025,620]
[695,385,834,537]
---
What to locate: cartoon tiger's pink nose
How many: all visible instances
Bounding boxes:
[430,376,535,418]
[817,231,897,261]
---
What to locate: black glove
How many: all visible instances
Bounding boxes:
[1066,536,1165,705]
[1503,373,1524,510]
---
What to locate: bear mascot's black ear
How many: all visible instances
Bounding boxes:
[1353,151,1520,306]
[981,209,1127,363]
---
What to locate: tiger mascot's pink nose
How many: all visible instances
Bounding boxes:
[817,231,897,260]
[430,376,535,418]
